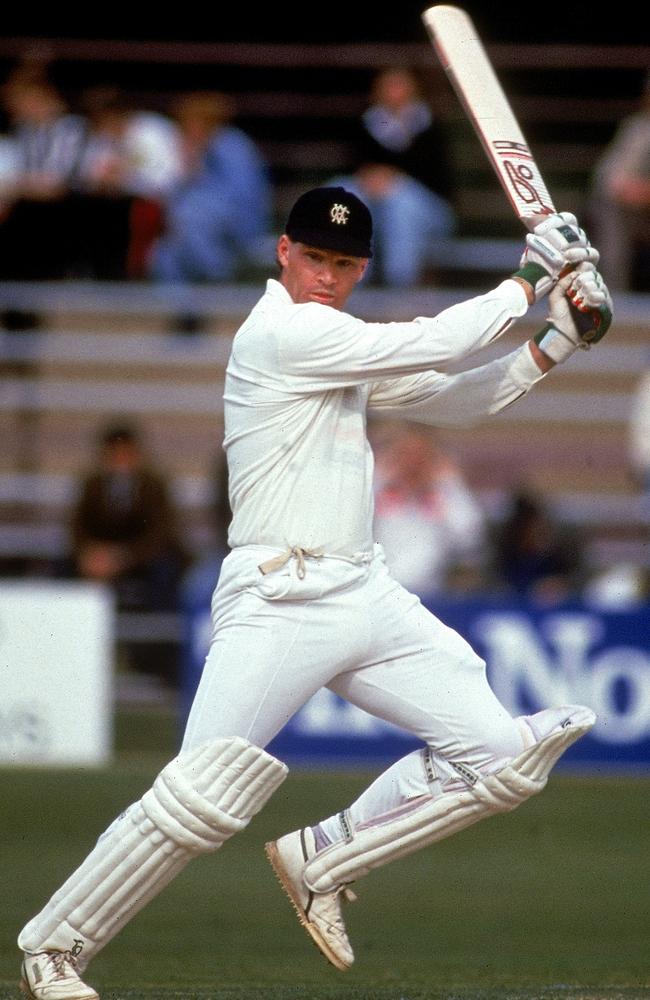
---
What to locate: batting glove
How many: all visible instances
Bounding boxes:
[513,212,600,302]
[534,263,613,364]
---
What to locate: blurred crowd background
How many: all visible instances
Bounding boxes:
[0,25,648,694]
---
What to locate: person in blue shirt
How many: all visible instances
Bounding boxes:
[149,91,272,284]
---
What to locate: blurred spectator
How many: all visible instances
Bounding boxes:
[590,73,650,291]
[333,67,456,287]
[491,489,586,605]
[69,422,189,614]
[583,562,648,610]
[148,91,272,286]
[628,367,650,506]
[371,421,487,596]
[181,446,232,607]
[76,86,183,279]
[0,67,86,286]
[0,126,20,211]
[581,367,650,609]
[180,447,232,718]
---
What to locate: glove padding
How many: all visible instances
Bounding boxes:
[534,263,614,364]
[514,212,601,302]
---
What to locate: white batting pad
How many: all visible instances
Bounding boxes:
[303,706,595,893]
[18,737,288,965]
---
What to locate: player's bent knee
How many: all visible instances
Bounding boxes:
[142,736,288,852]
[485,714,528,763]
[303,707,595,893]
[18,737,288,961]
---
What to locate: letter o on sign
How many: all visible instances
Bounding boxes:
[589,649,650,744]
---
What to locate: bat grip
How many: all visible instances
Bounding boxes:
[568,301,602,342]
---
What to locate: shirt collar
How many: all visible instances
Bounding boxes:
[265,278,293,302]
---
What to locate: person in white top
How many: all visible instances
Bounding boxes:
[17,187,613,999]
[371,421,487,595]
[590,73,650,290]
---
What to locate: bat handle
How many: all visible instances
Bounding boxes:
[523,211,555,231]
[568,301,603,343]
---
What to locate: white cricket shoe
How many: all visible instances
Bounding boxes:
[20,951,99,1000]
[265,827,356,971]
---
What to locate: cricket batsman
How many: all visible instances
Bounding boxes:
[18,186,612,999]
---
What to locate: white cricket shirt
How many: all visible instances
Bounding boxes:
[224,278,544,558]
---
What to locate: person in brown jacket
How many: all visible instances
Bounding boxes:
[71,421,188,613]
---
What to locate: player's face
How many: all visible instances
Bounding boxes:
[277,235,368,311]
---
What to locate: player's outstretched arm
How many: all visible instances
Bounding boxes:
[532,263,613,366]
[511,212,600,304]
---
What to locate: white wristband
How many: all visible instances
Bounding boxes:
[535,325,585,364]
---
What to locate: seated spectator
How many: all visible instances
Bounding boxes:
[371,421,487,596]
[0,67,87,284]
[69,422,189,614]
[148,91,272,285]
[491,489,586,605]
[590,72,650,291]
[333,67,456,287]
[76,86,183,279]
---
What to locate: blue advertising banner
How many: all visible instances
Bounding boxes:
[181,587,650,769]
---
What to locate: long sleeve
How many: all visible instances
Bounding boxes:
[368,343,546,426]
[272,280,529,390]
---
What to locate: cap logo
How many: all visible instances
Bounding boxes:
[330,203,350,225]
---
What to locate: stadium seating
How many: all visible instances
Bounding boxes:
[1,37,648,598]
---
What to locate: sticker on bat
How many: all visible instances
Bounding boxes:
[493,139,534,161]
[503,161,554,214]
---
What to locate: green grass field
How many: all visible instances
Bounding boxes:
[1,706,648,1000]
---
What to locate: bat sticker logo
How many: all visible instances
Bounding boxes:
[493,139,533,160]
[502,160,553,214]
[490,141,554,214]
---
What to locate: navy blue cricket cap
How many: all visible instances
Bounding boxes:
[285,186,373,258]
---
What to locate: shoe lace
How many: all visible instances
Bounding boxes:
[321,885,357,933]
[47,951,78,981]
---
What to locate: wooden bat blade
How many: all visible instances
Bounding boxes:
[422,4,555,229]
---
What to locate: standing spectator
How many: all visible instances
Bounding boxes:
[0,126,20,215]
[180,446,232,610]
[586,371,650,608]
[629,366,650,512]
[76,87,183,279]
[590,73,650,291]
[372,421,487,595]
[149,91,272,285]
[70,422,188,614]
[0,68,87,284]
[179,447,232,721]
[333,67,456,286]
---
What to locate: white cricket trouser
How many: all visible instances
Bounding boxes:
[182,545,524,828]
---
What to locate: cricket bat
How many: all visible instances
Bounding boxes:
[421,5,555,231]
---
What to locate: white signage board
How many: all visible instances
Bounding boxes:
[0,582,114,765]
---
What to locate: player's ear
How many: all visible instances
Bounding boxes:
[277,234,290,268]
[357,259,370,282]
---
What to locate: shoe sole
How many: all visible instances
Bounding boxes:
[265,840,351,972]
[19,973,99,1000]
